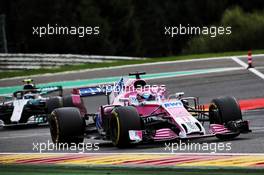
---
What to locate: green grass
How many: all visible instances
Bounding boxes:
[0,164,264,175]
[2,49,264,79]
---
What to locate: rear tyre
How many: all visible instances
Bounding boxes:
[209,96,242,139]
[0,113,11,125]
[49,107,84,144]
[110,106,141,148]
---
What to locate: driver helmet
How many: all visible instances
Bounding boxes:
[137,92,156,101]
[22,79,36,90]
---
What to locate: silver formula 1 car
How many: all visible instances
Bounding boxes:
[0,80,66,126]
[48,72,251,147]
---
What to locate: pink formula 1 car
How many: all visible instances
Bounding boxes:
[48,72,250,147]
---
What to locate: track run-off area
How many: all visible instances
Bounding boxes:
[1,55,264,154]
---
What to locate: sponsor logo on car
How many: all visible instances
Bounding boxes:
[164,101,183,108]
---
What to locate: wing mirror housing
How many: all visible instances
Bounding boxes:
[175,92,184,99]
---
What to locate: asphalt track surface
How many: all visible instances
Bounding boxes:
[1,55,264,153]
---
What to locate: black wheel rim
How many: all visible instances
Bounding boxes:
[209,104,221,124]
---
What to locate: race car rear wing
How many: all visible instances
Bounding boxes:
[72,86,113,104]
[71,77,126,105]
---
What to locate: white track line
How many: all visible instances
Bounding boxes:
[232,56,264,80]
[0,67,244,96]
[1,54,261,81]
[0,133,50,139]
[0,56,231,81]
[2,54,264,81]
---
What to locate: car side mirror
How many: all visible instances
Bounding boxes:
[4,96,13,101]
[175,92,184,98]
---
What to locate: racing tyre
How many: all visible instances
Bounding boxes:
[110,106,141,148]
[0,114,11,125]
[63,95,74,107]
[1,119,11,126]
[209,96,242,139]
[46,97,63,114]
[49,107,84,144]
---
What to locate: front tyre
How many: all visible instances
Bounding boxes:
[209,96,242,139]
[110,106,141,148]
[46,97,63,114]
[49,107,84,144]
[63,95,75,107]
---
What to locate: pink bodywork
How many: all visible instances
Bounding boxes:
[71,94,87,115]
[209,124,230,134]
[108,78,207,140]
[72,77,232,141]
